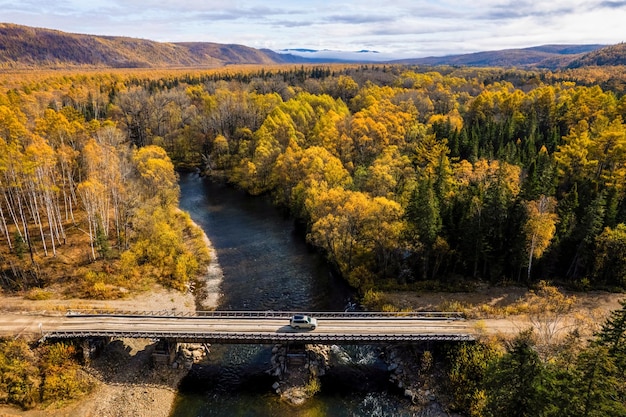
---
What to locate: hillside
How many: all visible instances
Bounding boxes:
[0,23,304,68]
[395,44,605,69]
[568,42,626,67]
[0,23,623,70]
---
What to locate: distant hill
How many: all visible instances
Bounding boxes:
[0,23,306,68]
[0,23,623,70]
[567,43,626,68]
[394,44,606,69]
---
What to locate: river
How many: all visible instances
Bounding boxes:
[171,172,420,417]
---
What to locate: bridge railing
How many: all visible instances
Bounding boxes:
[65,310,465,320]
[42,330,474,344]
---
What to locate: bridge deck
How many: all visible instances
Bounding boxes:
[39,312,475,344]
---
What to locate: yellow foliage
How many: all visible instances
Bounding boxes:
[40,343,92,404]
[428,108,464,131]
[452,158,522,198]
[525,196,558,259]
[133,145,179,205]
[24,288,53,300]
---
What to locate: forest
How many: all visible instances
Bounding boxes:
[0,70,211,297]
[0,64,626,414]
[0,65,626,295]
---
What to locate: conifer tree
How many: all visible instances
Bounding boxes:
[597,299,626,371]
[485,330,548,417]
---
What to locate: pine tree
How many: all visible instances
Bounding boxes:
[405,178,441,279]
[485,330,548,417]
[574,345,625,417]
[597,299,626,371]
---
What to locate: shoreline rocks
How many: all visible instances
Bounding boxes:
[385,346,437,406]
[173,343,210,370]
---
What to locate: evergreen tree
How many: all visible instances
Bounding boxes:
[573,345,625,417]
[447,341,497,416]
[597,299,626,371]
[567,192,606,280]
[593,224,626,287]
[405,178,442,279]
[485,330,548,417]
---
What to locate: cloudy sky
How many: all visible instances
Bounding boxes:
[2,0,626,59]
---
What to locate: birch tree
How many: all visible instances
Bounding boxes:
[524,195,558,281]
[23,135,64,256]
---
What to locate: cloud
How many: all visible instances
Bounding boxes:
[1,0,625,58]
[476,1,576,20]
[325,13,397,25]
[599,0,626,8]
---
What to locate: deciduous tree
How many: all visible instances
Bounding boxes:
[524,195,558,281]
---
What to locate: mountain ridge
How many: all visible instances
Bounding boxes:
[0,23,306,68]
[392,44,606,69]
[567,42,626,67]
[0,23,623,69]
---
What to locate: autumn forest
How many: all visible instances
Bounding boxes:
[0,65,626,297]
[1,59,626,415]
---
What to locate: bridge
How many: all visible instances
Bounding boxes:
[31,310,475,344]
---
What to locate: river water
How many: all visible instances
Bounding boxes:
[171,172,418,417]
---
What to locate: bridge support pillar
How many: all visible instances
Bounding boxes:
[80,337,108,365]
[285,343,308,369]
[151,339,177,366]
[270,344,330,405]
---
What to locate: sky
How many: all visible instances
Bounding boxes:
[2,0,626,60]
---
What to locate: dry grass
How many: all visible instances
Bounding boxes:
[363,283,624,337]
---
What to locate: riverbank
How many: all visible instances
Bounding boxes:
[0,223,223,417]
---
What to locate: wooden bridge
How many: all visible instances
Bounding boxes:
[30,310,475,344]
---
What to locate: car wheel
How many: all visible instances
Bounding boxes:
[311,326,316,330]
[294,326,300,330]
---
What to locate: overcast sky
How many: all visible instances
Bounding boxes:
[2,0,626,59]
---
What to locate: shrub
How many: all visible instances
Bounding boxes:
[24,288,53,300]
[39,343,92,405]
[0,339,39,409]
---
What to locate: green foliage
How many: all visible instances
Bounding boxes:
[447,341,499,416]
[95,223,111,260]
[542,303,626,417]
[484,330,548,417]
[3,64,626,416]
[593,224,626,287]
[561,345,626,417]
[406,178,441,248]
[597,299,626,371]
[13,233,26,259]
[444,301,626,417]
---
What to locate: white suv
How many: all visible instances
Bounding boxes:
[289,315,317,330]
